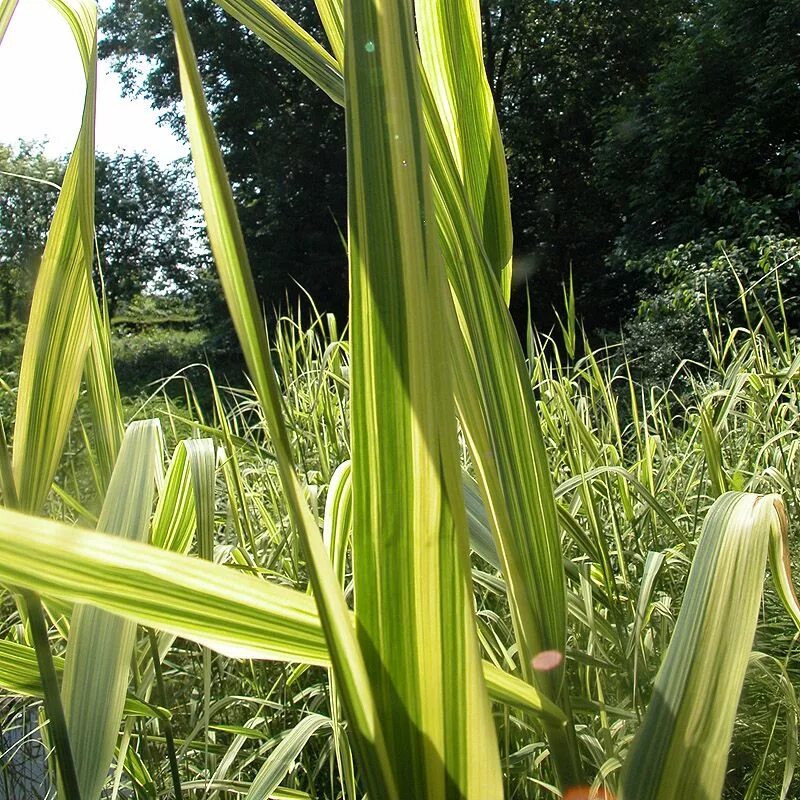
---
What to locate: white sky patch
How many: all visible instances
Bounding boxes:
[0,0,188,163]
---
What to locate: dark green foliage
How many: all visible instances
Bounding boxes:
[99,0,349,324]
[598,0,800,264]
[98,0,800,353]
[0,144,61,323]
[489,0,688,328]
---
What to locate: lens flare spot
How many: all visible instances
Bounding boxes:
[564,787,614,800]
[531,649,563,671]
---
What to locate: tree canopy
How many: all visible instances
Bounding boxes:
[0,144,207,319]
[90,0,799,336]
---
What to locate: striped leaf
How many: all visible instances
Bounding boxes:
[245,714,332,800]
[60,420,162,800]
[620,492,799,800]
[213,0,342,103]
[152,439,197,553]
[344,0,501,795]
[11,0,96,515]
[415,0,512,297]
[184,438,216,560]
[0,639,166,719]
[0,508,551,720]
[83,289,124,493]
[0,507,329,664]
[0,0,17,44]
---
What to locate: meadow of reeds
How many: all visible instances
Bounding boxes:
[1,0,799,797]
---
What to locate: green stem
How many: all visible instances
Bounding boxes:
[148,629,183,800]
[24,590,82,800]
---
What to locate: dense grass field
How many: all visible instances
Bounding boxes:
[3,300,800,798]
[1,0,800,797]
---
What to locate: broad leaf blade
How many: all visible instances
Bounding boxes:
[60,420,161,800]
[415,0,512,297]
[0,507,329,664]
[0,0,18,45]
[344,0,501,794]
[11,0,97,514]
[620,492,795,800]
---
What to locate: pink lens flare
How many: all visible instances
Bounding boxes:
[530,649,563,671]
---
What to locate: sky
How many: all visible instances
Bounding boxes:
[0,0,189,163]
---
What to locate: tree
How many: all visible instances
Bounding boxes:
[0,143,206,320]
[94,152,205,315]
[100,0,349,324]
[99,0,799,339]
[482,0,687,329]
[597,0,800,270]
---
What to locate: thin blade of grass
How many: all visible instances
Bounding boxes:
[245,714,332,800]
[12,0,96,514]
[83,288,124,492]
[212,0,342,103]
[163,3,397,795]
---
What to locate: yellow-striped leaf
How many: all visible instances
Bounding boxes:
[344,0,502,794]
[164,3,397,795]
[11,0,96,515]
[60,420,162,800]
[620,492,799,800]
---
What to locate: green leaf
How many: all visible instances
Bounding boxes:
[344,0,501,795]
[0,639,167,720]
[12,0,96,515]
[184,438,216,560]
[152,439,196,553]
[620,492,798,800]
[83,289,124,493]
[0,508,329,665]
[213,0,343,103]
[0,0,18,45]
[0,506,561,723]
[150,7,398,796]
[415,0,512,297]
[245,714,332,800]
[60,420,162,800]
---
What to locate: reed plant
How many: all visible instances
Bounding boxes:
[1,0,800,797]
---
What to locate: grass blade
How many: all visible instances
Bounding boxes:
[245,714,332,800]
[620,492,797,800]
[12,0,96,514]
[212,0,343,103]
[83,288,124,493]
[415,0,512,297]
[0,0,17,44]
[0,508,329,664]
[156,6,398,795]
[344,0,502,794]
[60,420,161,800]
